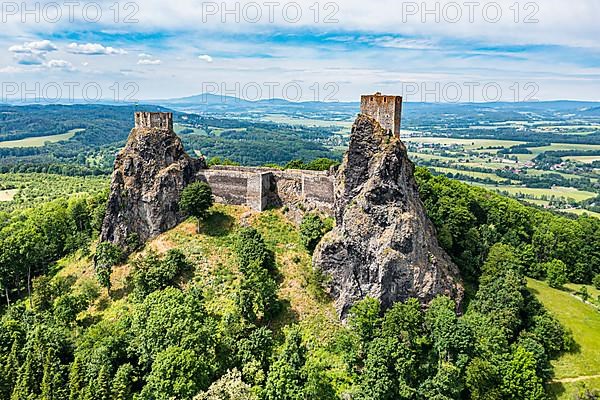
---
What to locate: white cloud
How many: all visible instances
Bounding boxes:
[8,40,57,54]
[138,53,153,59]
[45,59,75,70]
[138,58,162,65]
[67,43,127,55]
[0,66,24,73]
[198,54,213,63]
[9,40,58,65]
[369,37,437,50]
[13,53,46,65]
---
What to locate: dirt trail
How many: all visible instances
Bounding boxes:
[553,374,600,383]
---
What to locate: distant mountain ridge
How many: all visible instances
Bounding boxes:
[155,94,600,118]
[3,93,600,116]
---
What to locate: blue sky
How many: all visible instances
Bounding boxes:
[1,0,599,102]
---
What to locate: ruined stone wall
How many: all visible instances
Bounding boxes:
[360,93,402,137]
[134,112,173,131]
[196,165,335,216]
[197,168,252,206]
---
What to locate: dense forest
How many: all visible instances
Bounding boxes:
[0,167,597,399]
[181,127,342,166]
[0,105,344,172]
[416,168,600,287]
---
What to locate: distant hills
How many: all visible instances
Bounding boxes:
[156,94,600,118]
[155,93,360,116]
[5,93,600,119]
[4,96,600,131]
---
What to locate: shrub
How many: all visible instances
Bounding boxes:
[131,249,191,299]
[180,181,214,233]
[234,228,279,323]
[194,369,257,400]
[593,274,600,290]
[545,259,568,289]
[579,286,589,302]
[299,214,333,254]
[235,228,275,273]
[94,242,123,292]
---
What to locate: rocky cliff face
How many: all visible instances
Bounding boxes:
[100,125,205,251]
[313,114,463,318]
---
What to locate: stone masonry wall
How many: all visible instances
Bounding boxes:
[196,165,335,216]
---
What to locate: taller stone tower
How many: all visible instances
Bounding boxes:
[312,112,463,319]
[360,92,402,138]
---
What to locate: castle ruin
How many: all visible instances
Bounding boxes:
[360,92,402,137]
[127,93,402,216]
[102,94,464,319]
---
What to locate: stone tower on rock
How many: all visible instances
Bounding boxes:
[360,92,402,138]
[313,98,463,319]
[100,112,205,252]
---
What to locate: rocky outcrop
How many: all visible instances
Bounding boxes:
[313,114,463,319]
[100,125,205,251]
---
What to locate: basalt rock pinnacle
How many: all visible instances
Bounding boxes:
[100,123,205,252]
[313,114,463,318]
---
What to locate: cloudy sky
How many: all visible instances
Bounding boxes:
[1,0,599,102]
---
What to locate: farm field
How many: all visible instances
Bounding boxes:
[527,279,600,398]
[475,184,597,202]
[0,173,109,212]
[402,136,526,149]
[409,152,460,163]
[561,208,600,218]
[529,143,600,155]
[562,155,600,164]
[430,166,511,183]
[262,113,354,128]
[524,169,595,182]
[173,122,206,135]
[403,132,599,215]
[175,122,249,137]
[0,128,82,148]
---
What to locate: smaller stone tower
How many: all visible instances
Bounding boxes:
[360,92,402,137]
[134,112,173,131]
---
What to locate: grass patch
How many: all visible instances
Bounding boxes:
[549,377,600,400]
[0,128,82,148]
[526,279,600,384]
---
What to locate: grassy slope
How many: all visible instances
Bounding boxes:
[56,204,340,345]
[155,205,340,341]
[527,279,600,397]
